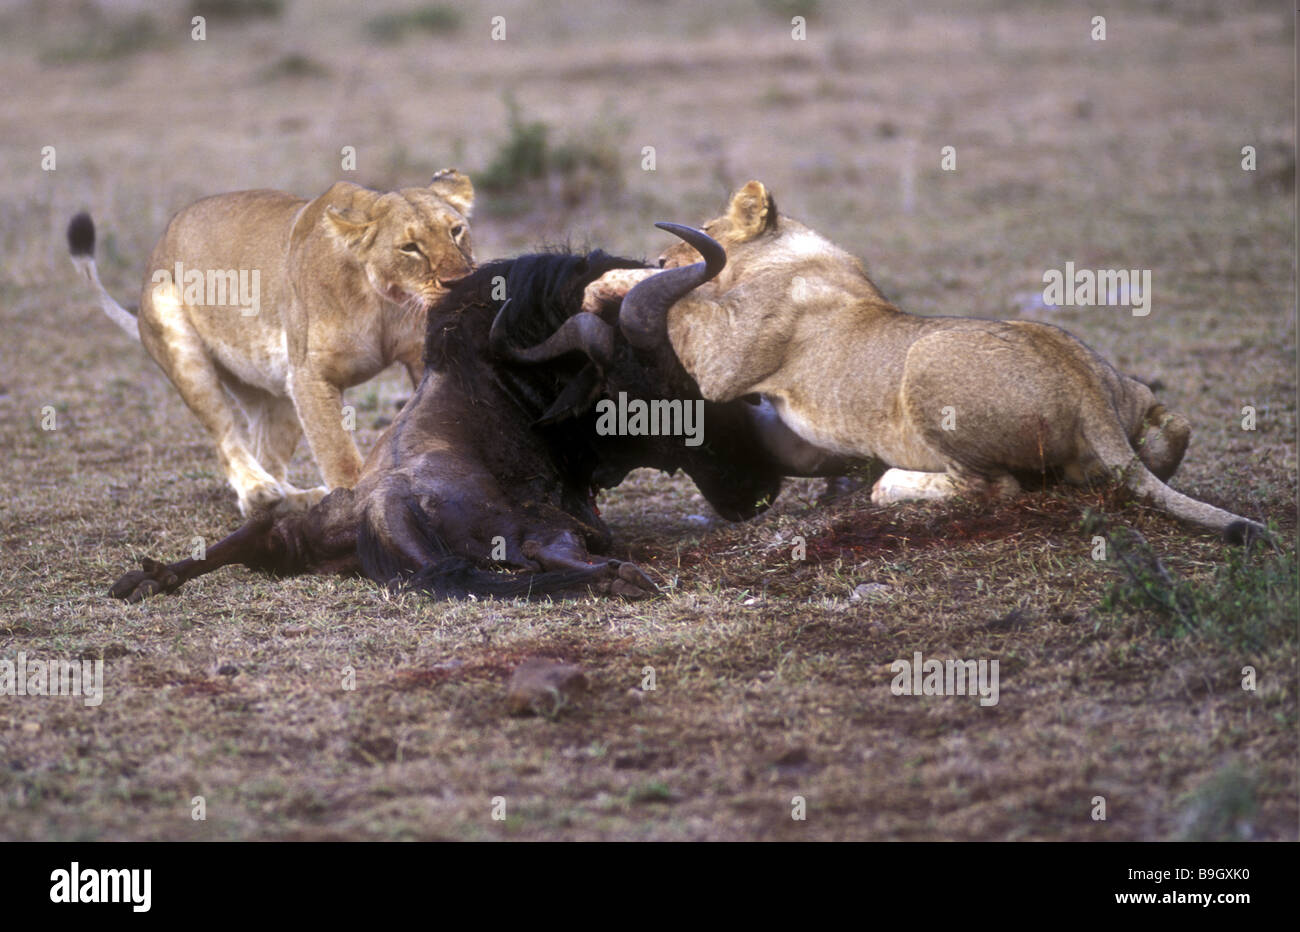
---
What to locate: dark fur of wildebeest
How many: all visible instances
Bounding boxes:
[108,248,856,602]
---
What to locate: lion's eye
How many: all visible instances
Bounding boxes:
[400,242,423,256]
[450,224,465,240]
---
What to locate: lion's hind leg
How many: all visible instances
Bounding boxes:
[138,305,283,516]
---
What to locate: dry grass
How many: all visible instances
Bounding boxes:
[0,0,1294,840]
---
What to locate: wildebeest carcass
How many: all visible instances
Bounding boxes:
[108,247,857,602]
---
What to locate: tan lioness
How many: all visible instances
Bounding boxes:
[616,181,1267,543]
[68,171,475,516]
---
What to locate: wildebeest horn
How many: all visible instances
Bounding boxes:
[618,223,726,350]
[491,299,615,371]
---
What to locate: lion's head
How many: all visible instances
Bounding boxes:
[615,181,883,401]
[657,180,779,270]
[319,169,476,308]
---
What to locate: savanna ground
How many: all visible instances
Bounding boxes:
[0,0,1295,840]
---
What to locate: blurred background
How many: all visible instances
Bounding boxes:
[2,0,1293,289]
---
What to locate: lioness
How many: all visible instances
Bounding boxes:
[68,171,475,515]
[617,181,1267,542]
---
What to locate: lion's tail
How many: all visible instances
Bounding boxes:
[67,212,139,341]
[1081,407,1269,545]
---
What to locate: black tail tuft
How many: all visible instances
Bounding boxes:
[67,212,95,257]
[1223,518,1274,549]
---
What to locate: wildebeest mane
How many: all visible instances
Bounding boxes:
[424,249,648,426]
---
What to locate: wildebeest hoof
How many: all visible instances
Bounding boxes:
[818,475,862,506]
[608,560,657,599]
[109,557,181,603]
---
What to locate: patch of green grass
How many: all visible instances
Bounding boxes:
[477,95,624,215]
[1177,765,1259,841]
[628,781,674,805]
[364,6,462,43]
[1097,522,1297,651]
[479,99,551,193]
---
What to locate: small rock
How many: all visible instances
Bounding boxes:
[372,416,392,429]
[280,625,308,637]
[684,514,710,526]
[625,687,646,703]
[506,658,588,717]
[851,582,893,602]
[216,664,239,677]
[21,722,40,735]
[772,746,820,777]
[986,609,1034,632]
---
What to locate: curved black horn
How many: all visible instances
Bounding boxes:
[618,223,726,350]
[491,299,615,372]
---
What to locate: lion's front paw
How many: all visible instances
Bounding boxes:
[237,480,285,517]
[275,485,329,513]
[109,557,182,603]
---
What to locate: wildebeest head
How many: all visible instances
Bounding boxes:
[425,247,786,521]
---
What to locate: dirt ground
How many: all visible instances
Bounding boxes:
[0,0,1295,840]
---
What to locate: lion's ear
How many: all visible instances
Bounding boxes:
[429,168,475,218]
[325,205,374,230]
[318,182,385,244]
[324,204,383,253]
[726,180,778,239]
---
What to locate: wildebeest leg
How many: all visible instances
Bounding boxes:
[109,490,360,602]
[521,530,657,599]
[356,479,461,584]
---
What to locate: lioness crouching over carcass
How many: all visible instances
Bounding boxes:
[68,171,475,516]
[616,181,1268,543]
